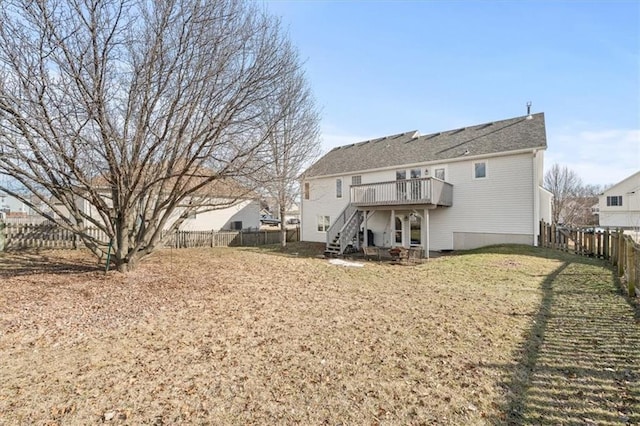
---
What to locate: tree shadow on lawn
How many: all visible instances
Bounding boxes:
[0,250,100,278]
[472,246,640,425]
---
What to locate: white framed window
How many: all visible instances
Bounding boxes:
[606,195,623,206]
[317,215,330,232]
[434,167,446,180]
[352,175,362,185]
[336,178,342,198]
[474,161,487,179]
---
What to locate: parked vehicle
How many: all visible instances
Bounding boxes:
[582,227,606,234]
[260,215,281,226]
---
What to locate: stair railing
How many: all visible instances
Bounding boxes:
[326,203,357,246]
[337,210,363,254]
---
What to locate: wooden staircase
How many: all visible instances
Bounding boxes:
[325,205,362,257]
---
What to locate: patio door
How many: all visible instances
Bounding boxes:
[410,214,421,246]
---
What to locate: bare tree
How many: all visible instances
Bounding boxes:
[544,163,584,225]
[255,51,321,248]
[0,0,303,271]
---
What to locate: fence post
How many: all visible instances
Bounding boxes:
[626,238,636,297]
[0,221,4,251]
[618,232,625,277]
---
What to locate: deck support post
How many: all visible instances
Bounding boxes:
[390,210,395,247]
[424,208,429,259]
[363,210,368,247]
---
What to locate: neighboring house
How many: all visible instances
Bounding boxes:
[54,179,261,232]
[0,191,28,215]
[557,196,599,227]
[598,171,640,229]
[0,191,52,223]
[262,196,301,223]
[284,201,301,224]
[301,113,552,256]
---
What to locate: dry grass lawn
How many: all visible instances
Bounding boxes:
[0,244,638,425]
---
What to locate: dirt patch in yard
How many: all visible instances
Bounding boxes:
[0,245,637,424]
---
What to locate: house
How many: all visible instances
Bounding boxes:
[300,113,552,256]
[597,171,640,229]
[54,178,261,232]
[0,191,52,223]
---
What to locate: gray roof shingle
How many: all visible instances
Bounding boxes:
[304,113,547,178]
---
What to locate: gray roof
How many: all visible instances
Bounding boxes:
[304,113,547,178]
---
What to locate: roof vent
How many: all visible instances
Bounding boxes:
[526,101,533,120]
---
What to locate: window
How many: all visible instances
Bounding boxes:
[336,178,342,198]
[304,182,310,200]
[352,175,362,185]
[410,168,421,179]
[230,221,243,230]
[606,195,623,206]
[317,215,330,232]
[395,217,402,244]
[396,170,406,180]
[474,161,487,179]
[435,168,445,180]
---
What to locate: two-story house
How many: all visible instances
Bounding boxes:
[598,171,640,229]
[301,113,553,256]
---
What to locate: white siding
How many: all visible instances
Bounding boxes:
[302,151,539,250]
[429,152,535,250]
[301,177,351,242]
[539,187,553,224]
[598,171,640,228]
[169,199,260,231]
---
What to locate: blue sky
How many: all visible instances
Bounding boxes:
[264,0,640,186]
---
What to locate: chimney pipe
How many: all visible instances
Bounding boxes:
[526,101,532,119]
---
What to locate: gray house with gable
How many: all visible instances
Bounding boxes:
[300,113,553,256]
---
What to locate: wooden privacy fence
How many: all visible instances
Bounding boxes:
[539,221,638,296]
[0,222,108,250]
[165,228,299,248]
[0,221,299,251]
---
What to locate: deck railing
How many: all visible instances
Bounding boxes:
[350,177,453,207]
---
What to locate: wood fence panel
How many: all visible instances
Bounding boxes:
[539,221,638,296]
[1,223,301,252]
